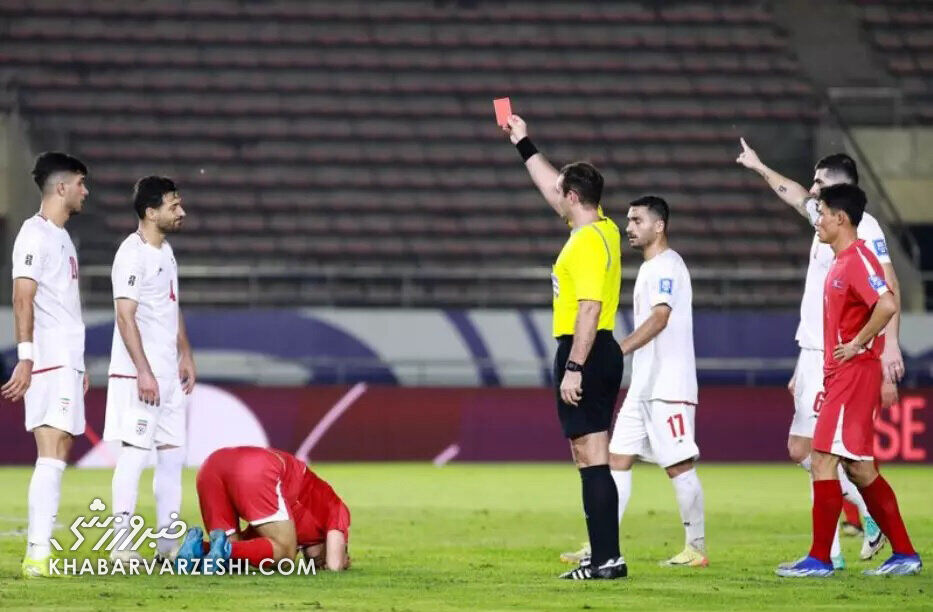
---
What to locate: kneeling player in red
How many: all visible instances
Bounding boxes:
[777,184,921,578]
[176,446,350,572]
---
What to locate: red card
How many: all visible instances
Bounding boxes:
[493,97,512,127]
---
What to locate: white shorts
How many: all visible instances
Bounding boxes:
[103,375,187,449]
[790,348,824,439]
[221,482,289,536]
[24,367,86,436]
[609,397,700,468]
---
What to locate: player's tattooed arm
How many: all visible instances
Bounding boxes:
[1,278,37,401]
[503,114,565,218]
[619,304,671,355]
[735,138,811,219]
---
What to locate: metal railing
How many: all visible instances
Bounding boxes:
[76,263,808,308]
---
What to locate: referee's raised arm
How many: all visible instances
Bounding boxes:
[502,115,564,218]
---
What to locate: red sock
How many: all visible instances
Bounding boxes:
[842,499,861,527]
[859,476,916,555]
[230,537,275,564]
[809,479,843,563]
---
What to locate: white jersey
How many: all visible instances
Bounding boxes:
[108,233,180,378]
[795,205,891,350]
[10,214,85,371]
[628,248,698,404]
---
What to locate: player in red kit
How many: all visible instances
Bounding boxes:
[777,184,921,578]
[175,446,351,572]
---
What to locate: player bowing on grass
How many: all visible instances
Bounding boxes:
[3,153,90,578]
[175,446,351,572]
[104,176,195,562]
[503,114,626,580]
[777,185,921,577]
[737,143,895,565]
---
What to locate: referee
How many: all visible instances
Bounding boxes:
[504,115,625,580]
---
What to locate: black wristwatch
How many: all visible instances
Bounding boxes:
[565,360,583,372]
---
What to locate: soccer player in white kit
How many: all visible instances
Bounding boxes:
[737,142,900,565]
[103,176,195,561]
[611,196,707,568]
[2,152,89,577]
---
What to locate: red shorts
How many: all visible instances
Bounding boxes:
[813,360,880,460]
[196,447,291,534]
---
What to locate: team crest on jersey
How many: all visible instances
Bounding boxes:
[659,278,673,295]
[136,419,149,436]
[831,278,844,290]
[873,239,888,256]
[869,275,885,290]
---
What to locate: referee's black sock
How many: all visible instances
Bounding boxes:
[579,464,620,566]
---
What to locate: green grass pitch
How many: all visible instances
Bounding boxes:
[0,463,930,611]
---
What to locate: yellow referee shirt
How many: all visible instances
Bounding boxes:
[551,213,622,337]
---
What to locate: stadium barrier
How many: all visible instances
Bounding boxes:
[2,308,932,387]
[0,385,929,465]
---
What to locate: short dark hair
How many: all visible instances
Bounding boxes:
[629,195,670,230]
[558,162,603,207]
[819,184,866,227]
[815,153,858,185]
[133,176,178,219]
[31,152,87,191]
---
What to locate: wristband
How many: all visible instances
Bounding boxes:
[515,137,538,162]
[17,342,34,362]
[565,360,583,372]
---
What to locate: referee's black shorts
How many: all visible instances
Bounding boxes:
[554,330,624,440]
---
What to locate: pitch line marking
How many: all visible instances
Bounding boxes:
[296,382,368,463]
[83,422,117,465]
[433,444,460,466]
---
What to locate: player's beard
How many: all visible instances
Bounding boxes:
[160,218,183,234]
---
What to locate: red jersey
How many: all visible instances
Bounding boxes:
[268,449,351,547]
[197,447,350,548]
[822,240,889,377]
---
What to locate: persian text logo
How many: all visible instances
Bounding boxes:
[50,498,187,553]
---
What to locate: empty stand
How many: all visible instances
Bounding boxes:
[0,0,822,307]
[857,0,933,122]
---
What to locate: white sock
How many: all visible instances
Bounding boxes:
[111,445,150,550]
[610,469,632,525]
[26,457,66,559]
[153,446,185,555]
[831,522,842,558]
[837,464,869,519]
[671,468,705,552]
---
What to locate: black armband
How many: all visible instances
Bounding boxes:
[515,137,539,162]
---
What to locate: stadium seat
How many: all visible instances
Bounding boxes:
[0,0,832,307]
